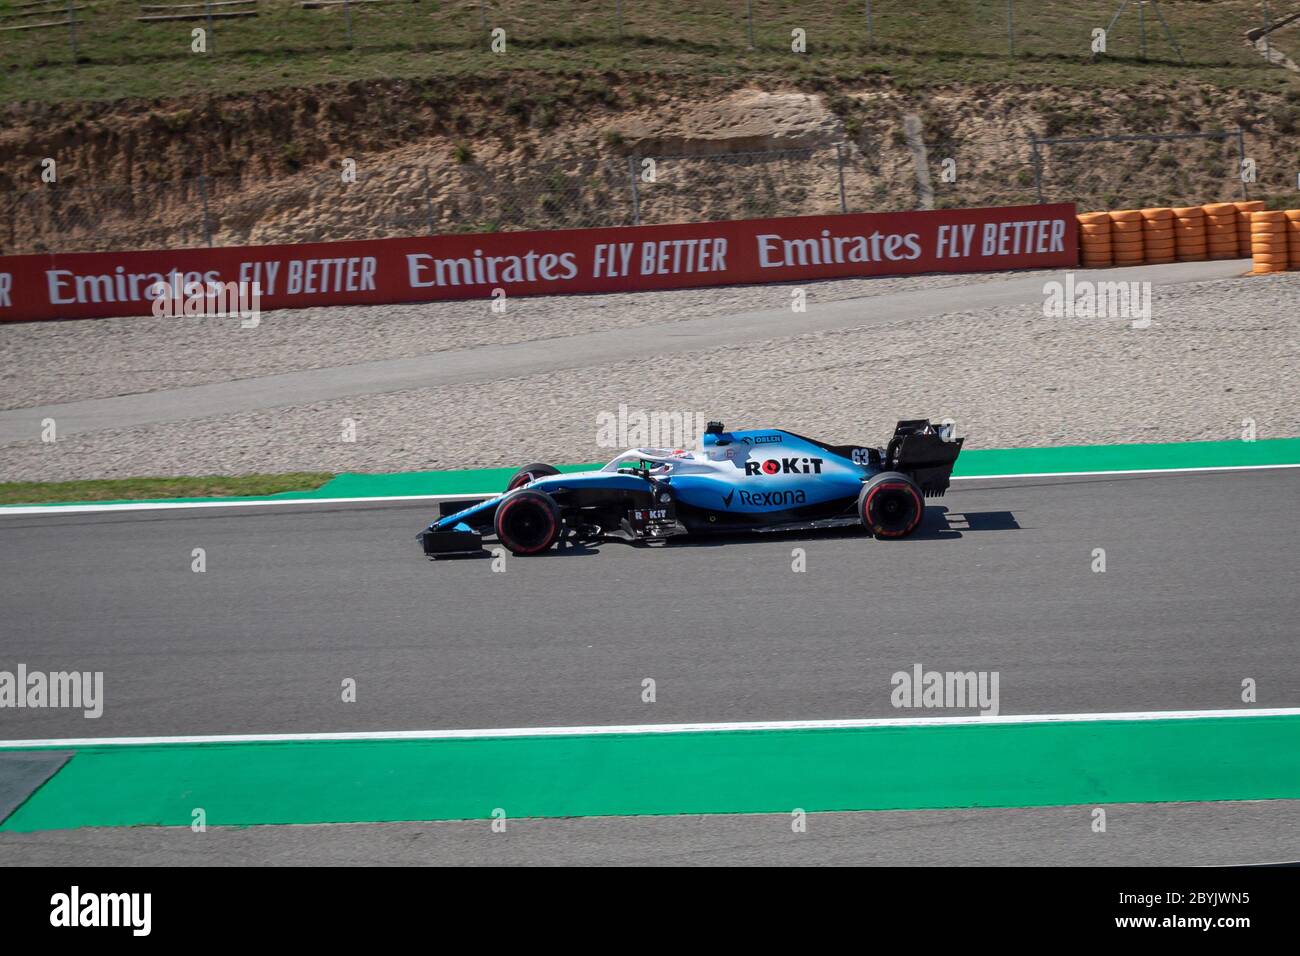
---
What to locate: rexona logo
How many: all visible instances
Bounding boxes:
[744,457,824,476]
[738,489,807,508]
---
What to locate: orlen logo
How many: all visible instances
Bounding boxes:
[744,456,824,476]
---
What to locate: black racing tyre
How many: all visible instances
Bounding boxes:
[494,489,562,555]
[858,471,925,539]
[505,462,561,492]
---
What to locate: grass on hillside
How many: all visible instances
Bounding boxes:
[0,0,1296,103]
[0,472,334,504]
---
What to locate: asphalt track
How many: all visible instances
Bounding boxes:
[1,467,1295,740]
[1,462,1297,862]
[0,259,1246,443]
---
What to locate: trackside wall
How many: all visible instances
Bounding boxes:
[0,204,1077,322]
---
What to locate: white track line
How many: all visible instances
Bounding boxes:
[2,707,1297,749]
[2,462,1297,517]
[0,491,489,517]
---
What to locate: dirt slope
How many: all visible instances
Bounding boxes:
[3,74,1300,253]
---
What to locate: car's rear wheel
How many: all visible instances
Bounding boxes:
[859,471,925,539]
[505,462,561,492]
[494,489,562,555]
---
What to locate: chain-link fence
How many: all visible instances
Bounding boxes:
[1032,130,1251,211]
[1,1,1289,74]
[4,127,1291,255]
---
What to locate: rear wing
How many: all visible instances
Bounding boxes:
[887,419,963,497]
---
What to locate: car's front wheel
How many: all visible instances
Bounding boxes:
[494,489,562,555]
[505,462,560,492]
[858,471,925,539]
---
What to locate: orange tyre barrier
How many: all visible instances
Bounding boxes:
[1139,210,1170,267]
[1288,210,1300,268]
[1143,217,1173,263]
[1108,209,1143,267]
[1235,200,1264,257]
[1249,210,1291,274]
[1174,205,1208,261]
[1077,213,1114,267]
[1202,202,1237,217]
[1078,202,1295,269]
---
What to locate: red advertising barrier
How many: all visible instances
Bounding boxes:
[0,203,1077,322]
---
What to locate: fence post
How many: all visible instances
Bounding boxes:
[208,0,219,54]
[1007,1,1014,56]
[835,143,848,213]
[1138,0,1146,60]
[627,155,641,226]
[203,0,216,54]
[197,175,214,247]
[1030,137,1044,204]
[1149,0,1185,65]
[421,167,437,234]
[865,1,872,45]
[1236,127,1248,199]
[478,0,488,35]
[66,0,79,63]
[616,0,623,39]
[344,0,353,48]
[746,0,755,50]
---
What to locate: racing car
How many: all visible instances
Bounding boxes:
[419,419,963,558]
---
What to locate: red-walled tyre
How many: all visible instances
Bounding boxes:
[858,471,925,539]
[505,462,561,492]
[494,489,562,555]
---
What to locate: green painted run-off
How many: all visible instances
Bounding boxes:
[3,715,1299,831]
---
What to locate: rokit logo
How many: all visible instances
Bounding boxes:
[744,457,824,476]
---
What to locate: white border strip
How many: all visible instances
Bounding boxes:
[2,707,1297,749]
[0,491,489,516]
[2,462,1297,517]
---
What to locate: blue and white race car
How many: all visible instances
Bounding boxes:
[419,419,963,557]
